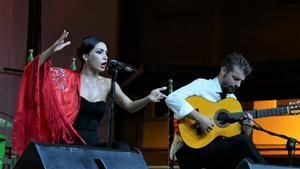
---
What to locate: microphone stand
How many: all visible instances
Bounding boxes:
[244,123,300,166]
[167,79,174,169]
[107,67,118,149]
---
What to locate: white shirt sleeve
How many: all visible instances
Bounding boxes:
[165,79,206,119]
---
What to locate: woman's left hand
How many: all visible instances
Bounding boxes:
[148,87,167,102]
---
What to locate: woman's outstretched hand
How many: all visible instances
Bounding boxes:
[51,30,71,53]
[39,30,71,66]
[148,87,167,102]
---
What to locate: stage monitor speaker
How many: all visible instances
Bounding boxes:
[13,142,148,169]
[235,159,298,169]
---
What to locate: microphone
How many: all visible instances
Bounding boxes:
[110,60,136,72]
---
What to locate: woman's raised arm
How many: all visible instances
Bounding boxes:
[38,30,71,66]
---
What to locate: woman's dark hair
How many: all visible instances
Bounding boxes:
[76,36,105,63]
[221,52,252,76]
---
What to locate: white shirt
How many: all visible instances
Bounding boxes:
[165,76,236,119]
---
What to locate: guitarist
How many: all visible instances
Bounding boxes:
[165,52,266,169]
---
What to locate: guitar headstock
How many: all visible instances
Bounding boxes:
[288,101,300,115]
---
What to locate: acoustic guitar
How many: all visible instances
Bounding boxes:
[178,96,300,149]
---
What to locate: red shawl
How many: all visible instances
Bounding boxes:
[13,57,85,155]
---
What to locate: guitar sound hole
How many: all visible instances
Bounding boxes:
[216,112,229,125]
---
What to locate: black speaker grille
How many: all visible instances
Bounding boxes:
[14,142,148,169]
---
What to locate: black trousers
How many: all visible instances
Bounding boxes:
[176,134,266,169]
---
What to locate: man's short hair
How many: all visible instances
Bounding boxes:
[221,52,252,76]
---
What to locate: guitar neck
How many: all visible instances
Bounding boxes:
[231,106,289,119]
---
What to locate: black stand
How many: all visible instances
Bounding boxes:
[167,79,174,169]
[245,123,300,166]
[107,68,118,149]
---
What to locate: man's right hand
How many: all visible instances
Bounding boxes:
[188,109,214,134]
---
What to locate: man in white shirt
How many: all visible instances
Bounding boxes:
[166,52,265,169]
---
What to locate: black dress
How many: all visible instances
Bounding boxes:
[73,97,106,145]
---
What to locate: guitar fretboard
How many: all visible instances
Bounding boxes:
[230,106,289,119]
